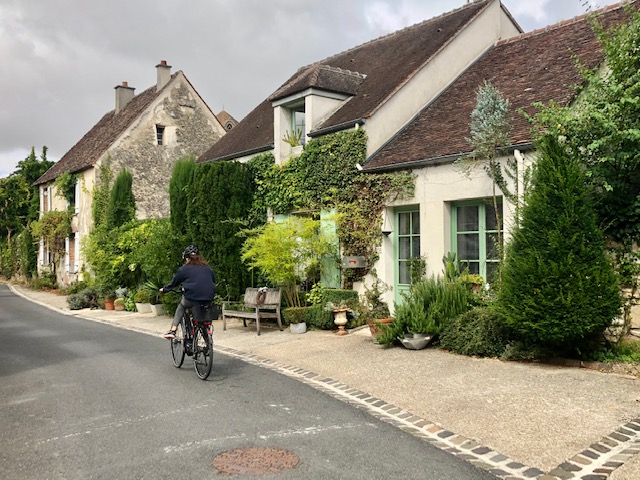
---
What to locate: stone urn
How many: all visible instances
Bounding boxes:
[333,308,349,336]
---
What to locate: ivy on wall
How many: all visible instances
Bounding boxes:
[248,129,415,279]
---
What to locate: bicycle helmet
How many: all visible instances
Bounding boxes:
[182,244,199,260]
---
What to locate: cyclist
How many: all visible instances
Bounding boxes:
[160,245,216,339]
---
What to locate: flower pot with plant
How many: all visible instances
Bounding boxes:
[113,297,125,311]
[283,306,308,334]
[357,275,392,339]
[134,289,152,313]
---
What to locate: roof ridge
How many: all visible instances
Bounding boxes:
[318,64,366,78]
[305,0,490,70]
[497,0,632,46]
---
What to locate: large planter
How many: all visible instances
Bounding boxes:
[399,333,434,350]
[333,309,349,336]
[135,302,152,313]
[150,304,165,316]
[104,298,115,311]
[290,322,307,334]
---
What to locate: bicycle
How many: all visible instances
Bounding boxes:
[164,289,214,380]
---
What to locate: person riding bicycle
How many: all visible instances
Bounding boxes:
[160,245,216,339]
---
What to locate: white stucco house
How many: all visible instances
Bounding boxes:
[198,0,632,310]
[34,61,228,285]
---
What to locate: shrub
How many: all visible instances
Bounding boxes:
[377,276,474,346]
[282,307,308,325]
[67,288,99,310]
[439,306,510,358]
[134,289,150,303]
[106,169,135,230]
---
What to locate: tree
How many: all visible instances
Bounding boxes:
[498,137,620,356]
[30,211,71,277]
[106,169,135,230]
[241,216,338,308]
[459,81,517,264]
[13,146,54,223]
[169,156,196,236]
[0,175,31,244]
[531,6,640,338]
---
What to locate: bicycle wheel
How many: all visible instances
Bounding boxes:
[170,321,186,368]
[193,325,213,380]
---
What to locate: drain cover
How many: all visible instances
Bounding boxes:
[213,447,299,475]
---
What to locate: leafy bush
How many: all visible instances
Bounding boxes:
[62,280,90,295]
[439,306,510,358]
[134,289,150,303]
[106,169,135,230]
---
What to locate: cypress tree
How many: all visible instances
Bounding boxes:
[186,162,254,299]
[498,136,621,355]
[169,156,196,236]
[106,169,135,229]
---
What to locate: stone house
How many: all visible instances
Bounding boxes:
[198,0,633,311]
[34,61,227,285]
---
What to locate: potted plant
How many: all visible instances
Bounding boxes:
[283,307,308,334]
[143,280,166,316]
[98,284,116,310]
[134,289,151,313]
[358,276,392,339]
[113,297,126,311]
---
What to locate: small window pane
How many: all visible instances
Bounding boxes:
[486,232,501,260]
[399,237,411,260]
[486,262,499,283]
[457,233,479,260]
[398,212,411,235]
[463,261,480,275]
[411,211,420,234]
[412,239,420,258]
[485,203,503,231]
[399,262,410,284]
[457,205,478,232]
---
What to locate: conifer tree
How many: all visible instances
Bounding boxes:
[498,136,620,355]
[106,169,135,229]
[169,156,195,236]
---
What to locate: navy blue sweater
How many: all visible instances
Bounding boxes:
[162,264,216,303]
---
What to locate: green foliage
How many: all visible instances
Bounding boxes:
[377,276,474,345]
[106,169,135,230]
[282,129,302,147]
[590,339,640,364]
[92,159,112,228]
[0,175,31,241]
[16,228,38,278]
[67,288,99,310]
[529,8,640,242]
[134,289,150,303]
[54,172,77,206]
[241,216,338,307]
[246,153,275,225]
[30,210,71,275]
[498,136,621,356]
[14,146,54,223]
[169,156,196,236]
[186,161,255,300]
[439,306,510,357]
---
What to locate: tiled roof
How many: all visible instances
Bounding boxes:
[269,65,366,102]
[34,73,179,185]
[364,2,634,170]
[199,0,492,162]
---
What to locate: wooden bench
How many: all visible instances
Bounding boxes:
[222,288,283,336]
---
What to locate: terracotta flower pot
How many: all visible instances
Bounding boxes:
[367,317,393,337]
[104,298,115,311]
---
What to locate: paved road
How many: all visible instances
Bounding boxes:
[0,286,493,479]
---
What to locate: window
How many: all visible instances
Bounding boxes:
[453,200,502,282]
[156,125,165,145]
[397,210,420,285]
[42,186,50,213]
[292,107,305,145]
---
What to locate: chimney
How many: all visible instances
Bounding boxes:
[156,60,172,91]
[114,81,135,113]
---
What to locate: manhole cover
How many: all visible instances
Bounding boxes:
[213,447,299,475]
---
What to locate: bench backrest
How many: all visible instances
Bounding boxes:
[244,287,281,306]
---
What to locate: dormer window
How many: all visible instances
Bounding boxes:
[156,125,165,145]
[292,107,306,145]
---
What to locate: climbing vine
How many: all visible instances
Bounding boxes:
[248,129,415,279]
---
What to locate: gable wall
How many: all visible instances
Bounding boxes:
[364,0,521,156]
[107,74,225,220]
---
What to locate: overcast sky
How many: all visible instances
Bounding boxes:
[0,0,615,177]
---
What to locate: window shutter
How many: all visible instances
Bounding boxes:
[65,237,70,272]
[74,181,80,215]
